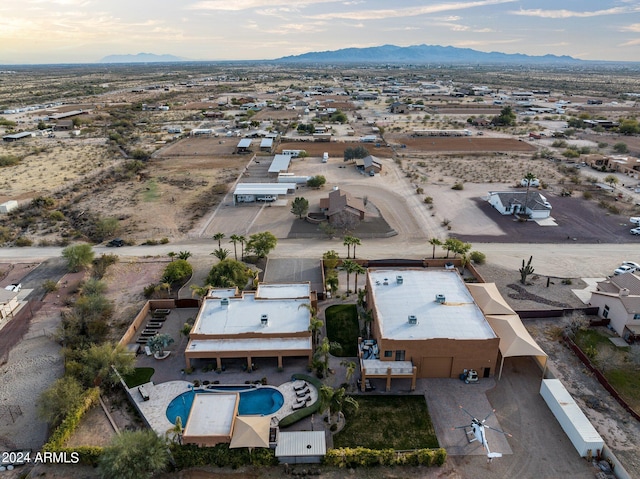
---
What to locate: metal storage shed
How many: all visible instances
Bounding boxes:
[268,154,291,174]
[275,431,326,464]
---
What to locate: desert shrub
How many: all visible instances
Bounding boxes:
[470,251,486,264]
[451,182,464,190]
[162,259,192,284]
[583,191,593,200]
[423,196,433,204]
[0,155,20,167]
[14,236,33,247]
[49,210,65,221]
[43,279,59,292]
[143,283,158,298]
[160,237,170,244]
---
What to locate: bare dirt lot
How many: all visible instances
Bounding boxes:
[387,136,537,153]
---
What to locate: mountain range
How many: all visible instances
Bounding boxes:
[274,44,579,64]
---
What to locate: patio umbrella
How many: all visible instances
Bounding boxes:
[229,416,271,449]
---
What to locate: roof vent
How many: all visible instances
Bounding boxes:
[383,278,389,286]
[408,315,418,325]
[220,298,229,307]
[620,288,630,297]
[261,314,269,326]
[396,275,403,285]
[435,294,446,304]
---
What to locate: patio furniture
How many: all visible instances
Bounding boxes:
[295,388,310,398]
[295,395,311,404]
[292,401,307,411]
[293,381,308,391]
[357,379,375,392]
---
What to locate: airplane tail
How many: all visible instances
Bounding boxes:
[487,452,502,459]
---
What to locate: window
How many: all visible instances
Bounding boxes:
[603,305,609,319]
[384,350,393,358]
[395,350,405,361]
[634,313,640,320]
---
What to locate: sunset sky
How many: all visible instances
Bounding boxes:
[1,0,639,64]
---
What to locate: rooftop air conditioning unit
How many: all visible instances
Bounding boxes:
[261,314,269,326]
[620,288,630,297]
[220,298,229,307]
[396,275,403,285]
[435,294,446,304]
[383,278,389,285]
[408,315,417,325]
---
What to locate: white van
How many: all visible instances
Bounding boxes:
[322,152,329,163]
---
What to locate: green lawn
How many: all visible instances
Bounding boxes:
[122,367,154,388]
[334,396,438,450]
[574,329,640,411]
[325,304,359,357]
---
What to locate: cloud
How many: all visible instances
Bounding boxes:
[510,7,638,19]
[619,38,640,47]
[314,0,517,21]
[620,23,640,33]
[187,0,337,11]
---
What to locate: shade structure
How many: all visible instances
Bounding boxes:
[485,314,548,380]
[466,283,516,316]
[229,416,271,449]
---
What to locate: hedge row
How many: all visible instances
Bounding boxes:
[170,443,278,469]
[43,387,103,465]
[324,447,447,468]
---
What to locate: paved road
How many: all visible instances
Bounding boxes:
[0,239,636,279]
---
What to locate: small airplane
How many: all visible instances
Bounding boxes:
[453,406,512,462]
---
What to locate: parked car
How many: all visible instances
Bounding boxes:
[630,217,640,225]
[614,264,635,275]
[4,283,21,292]
[107,238,124,247]
[622,261,640,269]
[631,228,640,235]
[520,178,540,187]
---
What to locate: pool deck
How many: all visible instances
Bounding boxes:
[129,379,318,436]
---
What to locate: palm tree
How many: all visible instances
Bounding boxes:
[343,236,355,258]
[351,237,361,259]
[523,172,537,216]
[352,263,366,295]
[325,273,339,297]
[211,248,230,260]
[340,360,357,382]
[236,235,247,260]
[319,385,359,426]
[213,232,225,248]
[147,333,174,358]
[428,238,442,259]
[342,259,358,296]
[166,416,183,445]
[167,251,176,262]
[177,251,192,260]
[190,284,212,300]
[229,234,242,261]
[315,337,341,378]
[299,303,323,348]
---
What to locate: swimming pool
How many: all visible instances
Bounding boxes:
[166,386,284,425]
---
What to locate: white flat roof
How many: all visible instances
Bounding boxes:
[184,393,237,437]
[237,138,252,148]
[276,431,326,458]
[234,183,296,196]
[186,337,312,352]
[260,138,274,147]
[268,154,291,173]
[256,283,310,299]
[369,269,496,340]
[193,293,311,336]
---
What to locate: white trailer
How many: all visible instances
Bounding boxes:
[539,379,604,457]
[0,200,18,214]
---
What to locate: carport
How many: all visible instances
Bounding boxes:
[467,283,548,380]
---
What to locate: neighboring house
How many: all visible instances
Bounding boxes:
[184,283,315,370]
[319,187,366,225]
[53,119,74,131]
[389,102,408,114]
[487,191,552,219]
[589,273,640,343]
[0,288,20,321]
[354,155,382,174]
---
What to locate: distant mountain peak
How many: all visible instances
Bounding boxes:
[99,53,187,64]
[275,44,579,64]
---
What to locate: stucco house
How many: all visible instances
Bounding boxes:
[487,190,552,219]
[319,187,366,225]
[589,272,640,343]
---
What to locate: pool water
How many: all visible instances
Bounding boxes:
[166,387,284,425]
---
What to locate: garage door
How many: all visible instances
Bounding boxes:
[421,357,453,377]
